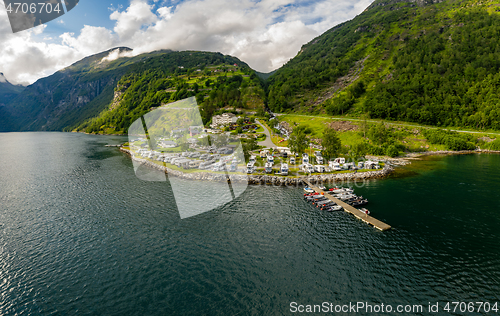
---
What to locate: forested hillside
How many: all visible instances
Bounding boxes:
[2,49,265,133]
[268,0,500,130]
[76,52,265,134]
[0,73,24,132]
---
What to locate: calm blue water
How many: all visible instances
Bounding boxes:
[0,132,499,315]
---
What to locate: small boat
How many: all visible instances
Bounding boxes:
[327,205,343,212]
[318,186,326,190]
[350,199,368,207]
[303,192,319,197]
[304,187,315,193]
[359,208,370,215]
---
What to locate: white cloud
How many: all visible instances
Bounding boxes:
[0,0,375,85]
[100,47,132,62]
[60,25,116,56]
[110,0,157,40]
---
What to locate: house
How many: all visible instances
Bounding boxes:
[210,113,239,128]
[189,126,203,137]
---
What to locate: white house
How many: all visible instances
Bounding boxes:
[210,113,238,128]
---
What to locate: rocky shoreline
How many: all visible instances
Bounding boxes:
[120,148,394,186]
[369,149,500,167]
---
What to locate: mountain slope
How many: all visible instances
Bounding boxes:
[268,0,500,130]
[76,52,265,134]
[5,47,138,131]
[0,73,25,132]
[3,48,265,133]
[0,73,24,105]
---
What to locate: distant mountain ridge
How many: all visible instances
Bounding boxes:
[267,0,500,129]
[0,72,24,105]
[0,73,25,132]
[4,0,500,132]
[1,47,263,133]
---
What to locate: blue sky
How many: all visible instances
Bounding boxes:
[0,0,374,84]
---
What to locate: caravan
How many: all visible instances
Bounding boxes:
[301,163,314,173]
[280,163,289,175]
[302,153,309,164]
[314,165,325,173]
[329,161,342,171]
[265,162,273,173]
[333,157,346,164]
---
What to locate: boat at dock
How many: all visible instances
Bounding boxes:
[359,208,370,215]
[326,205,343,212]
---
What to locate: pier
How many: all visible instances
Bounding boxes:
[303,180,391,231]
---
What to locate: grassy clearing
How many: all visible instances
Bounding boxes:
[278,113,500,155]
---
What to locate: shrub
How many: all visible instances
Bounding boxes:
[422,129,476,151]
[385,145,399,157]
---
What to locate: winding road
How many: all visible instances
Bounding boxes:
[255,119,276,148]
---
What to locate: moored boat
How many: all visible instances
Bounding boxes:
[304,187,315,193]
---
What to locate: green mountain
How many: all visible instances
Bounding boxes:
[0,73,24,105]
[77,52,265,134]
[268,0,500,130]
[3,48,265,133]
[0,73,25,132]
[6,0,500,134]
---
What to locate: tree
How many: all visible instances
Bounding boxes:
[180,142,189,151]
[368,121,390,145]
[321,127,342,160]
[360,113,369,138]
[288,125,309,155]
[385,145,399,157]
[199,135,212,147]
[349,141,368,161]
[213,133,229,148]
[256,107,266,117]
[242,138,258,161]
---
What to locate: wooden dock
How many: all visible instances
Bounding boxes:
[303,180,391,231]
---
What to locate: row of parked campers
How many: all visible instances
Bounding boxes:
[328,160,380,171]
[301,163,325,173]
[206,146,233,154]
[301,152,324,165]
[137,149,241,171]
[246,155,257,173]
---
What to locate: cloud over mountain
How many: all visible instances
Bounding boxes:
[0,0,374,85]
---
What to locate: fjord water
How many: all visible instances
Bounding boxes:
[1,133,499,315]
